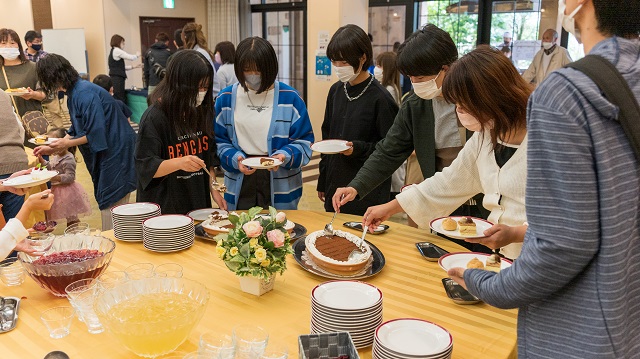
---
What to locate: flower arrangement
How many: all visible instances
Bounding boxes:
[215,206,293,280]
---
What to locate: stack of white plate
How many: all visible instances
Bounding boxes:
[373,318,453,359]
[310,281,383,348]
[142,215,195,253]
[111,203,161,241]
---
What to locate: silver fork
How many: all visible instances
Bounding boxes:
[202,167,227,193]
[323,211,338,236]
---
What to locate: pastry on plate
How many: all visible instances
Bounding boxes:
[442,217,457,231]
[486,254,501,272]
[457,217,477,236]
[260,158,274,166]
[5,87,27,93]
[34,135,48,144]
[466,257,484,269]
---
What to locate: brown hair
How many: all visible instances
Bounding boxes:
[443,45,531,150]
[0,28,27,65]
[182,23,208,50]
[155,32,169,42]
[214,41,235,64]
[110,34,124,48]
[375,52,400,101]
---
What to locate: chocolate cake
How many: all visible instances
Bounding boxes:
[314,235,358,262]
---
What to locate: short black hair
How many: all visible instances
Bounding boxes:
[234,37,278,94]
[36,54,79,97]
[92,74,113,92]
[173,29,183,47]
[326,24,373,72]
[593,0,640,37]
[155,32,169,42]
[214,41,235,64]
[24,30,42,43]
[397,24,458,77]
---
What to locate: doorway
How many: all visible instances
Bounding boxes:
[139,16,194,54]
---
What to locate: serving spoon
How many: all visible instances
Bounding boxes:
[348,225,368,261]
[202,167,227,193]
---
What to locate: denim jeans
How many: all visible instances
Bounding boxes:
[0,173,25,221]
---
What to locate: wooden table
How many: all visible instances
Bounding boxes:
[0,211,517,358]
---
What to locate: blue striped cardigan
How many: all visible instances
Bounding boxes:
[214,82,314,210]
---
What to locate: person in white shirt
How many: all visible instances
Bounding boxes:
[362,46,532,259]
[213,41,239,92]
[522,29,573,87]
[108,34,142,102]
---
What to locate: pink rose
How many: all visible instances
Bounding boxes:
[267,230,285,248]
[243,221,263,238]
[275,212,287,223]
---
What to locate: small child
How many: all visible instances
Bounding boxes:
[92,74,133,122]
[37,128,91,226]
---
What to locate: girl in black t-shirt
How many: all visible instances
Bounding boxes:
[135,50,226,214]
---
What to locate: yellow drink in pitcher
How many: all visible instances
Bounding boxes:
[103,292,203,358]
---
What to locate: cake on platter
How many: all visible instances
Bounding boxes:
[305,230,372,275]
[201,212,234,235]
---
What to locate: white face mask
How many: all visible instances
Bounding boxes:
[245,73,262,91]
[412,70,442,100]
[373,67,384,82]
[542,42,554,50]
[456,107,483,132]
[196,90,207,106]
[333,65,360,83]
[0,47,20,60]
[559,0,584,43]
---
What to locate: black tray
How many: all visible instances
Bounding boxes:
[292,239,385,280]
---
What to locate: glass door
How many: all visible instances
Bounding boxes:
[417,0,479,55]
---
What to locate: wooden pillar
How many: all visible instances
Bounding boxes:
[31,0,53,31]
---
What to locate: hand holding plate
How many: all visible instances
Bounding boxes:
[340,141,354,156]
[237,156,257,175]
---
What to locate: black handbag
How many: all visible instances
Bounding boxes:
[566,55,640,161]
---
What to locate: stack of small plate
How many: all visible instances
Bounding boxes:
[372,318,453,359]
[310,280,383,348]
[111,203,161,241]
[142,215,194,253]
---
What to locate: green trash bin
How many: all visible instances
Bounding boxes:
[125,89,149,124]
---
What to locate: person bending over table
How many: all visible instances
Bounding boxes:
[362,46,531,260]
[0,187,53,259]
[33,54,137,231]
[215,37,314,210]
[449,1,640,358]
[317,24,398,216]
[136,50,226,214]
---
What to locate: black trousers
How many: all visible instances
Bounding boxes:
[236,170,272,210]
[111,75,126,102]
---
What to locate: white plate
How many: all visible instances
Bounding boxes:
[111,202,160,216]
[429,216,493,239]
[143,215,193,229]
[187,208,227,222]
[376,319,452,356]
[312,281,382,310]
[241,157,283,169]
[28,137,60,145]
[311,139,351,154]
[438,252,512,272]
[2,171,59,189]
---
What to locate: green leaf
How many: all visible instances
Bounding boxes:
[269,206,277,219]
[263,241,275,250]
[248,206,262,219]
[225,261,241,272]
[228,213,241,226]
[239,242,251,258]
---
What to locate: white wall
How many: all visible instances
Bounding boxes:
[102,0,208,88]
[0,0,35,48]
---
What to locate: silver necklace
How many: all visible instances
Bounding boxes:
[246,90,269,113]
[343,75,374,101]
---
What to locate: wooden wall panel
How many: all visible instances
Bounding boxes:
[31,0,53,31]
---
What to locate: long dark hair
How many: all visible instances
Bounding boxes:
[0,28,27,65]
[149,50,214,137]
[376,52,400,100]
[234,37,278,94]
[443,45,531,151]
[36,54,79,97]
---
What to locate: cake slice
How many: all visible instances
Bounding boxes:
[34,135,48,144]
[457,217,477,236]
[260,157,275,166]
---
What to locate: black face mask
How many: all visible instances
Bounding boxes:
[31,44,42,51]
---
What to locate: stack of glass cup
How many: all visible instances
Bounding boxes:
[196,325,287,359]
[64,278,103,334]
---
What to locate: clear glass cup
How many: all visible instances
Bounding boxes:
[96,271,128,291]
[125,263,155,280]
[198,331,236,359]
[25,233,55,253]
[64,222,90,235]
[154,263,183,278]
[40,306,74,339]
[233,325,269,359]
[256,341,288,359]
[0,257,25,286]
[64,278,103,334]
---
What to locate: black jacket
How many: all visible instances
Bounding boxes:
[143,42,171,87]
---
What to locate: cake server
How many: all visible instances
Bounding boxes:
[348,225,368,261]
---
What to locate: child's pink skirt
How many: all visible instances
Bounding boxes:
[46,181,92,221]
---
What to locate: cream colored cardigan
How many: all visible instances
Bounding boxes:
[396,131,527,259]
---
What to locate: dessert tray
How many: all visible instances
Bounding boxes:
[311,139,351,154]
[5,88,29,96]
[187,208,227,223]
[241,157,283,169]
[2,170,58,189]
[293,237,385,280]
[429,216,493,239]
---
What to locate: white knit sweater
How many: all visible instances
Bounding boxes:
[396,131,527,259]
